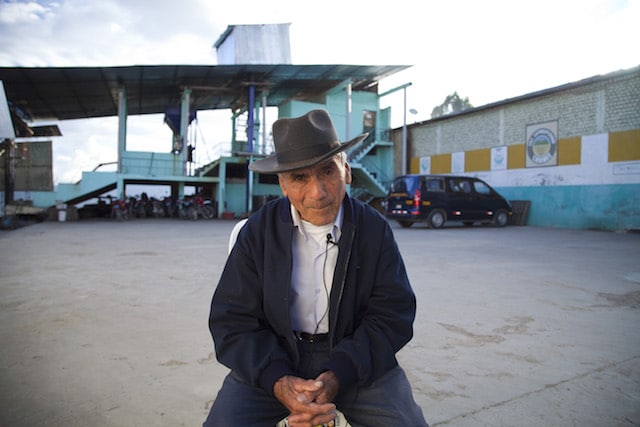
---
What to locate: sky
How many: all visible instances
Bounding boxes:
[0,0,638,187]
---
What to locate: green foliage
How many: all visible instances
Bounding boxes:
[431,92,473,118]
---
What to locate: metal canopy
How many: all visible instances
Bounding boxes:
[0,64,410,122]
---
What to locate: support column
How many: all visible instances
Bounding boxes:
[261,92,268,153]
[117,85,127,174]
[247,85,255,153]
[177,88,191,177]
[246,85,255,214]
[177,182,185,199]
[218,160,226,218]
[116,177,124,200]
[379,82,412,176]
[346,83,352,139]
[402,86,408,175]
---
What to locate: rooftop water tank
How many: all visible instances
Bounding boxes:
[214,23,292,65]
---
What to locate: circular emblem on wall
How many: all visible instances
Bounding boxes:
[420,156,430,174]
[527,127,557,165]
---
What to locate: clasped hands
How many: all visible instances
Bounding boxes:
[274,370,340,427]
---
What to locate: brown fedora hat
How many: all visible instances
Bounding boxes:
[249,109,368,174]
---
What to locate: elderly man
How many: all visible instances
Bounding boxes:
[204,109,428,427]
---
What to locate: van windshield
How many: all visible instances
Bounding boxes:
[391,176,419,194]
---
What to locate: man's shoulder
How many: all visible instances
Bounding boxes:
[347,196,387,223]
[245,197,290,230]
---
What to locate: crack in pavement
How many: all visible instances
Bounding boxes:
[432,355,640,426]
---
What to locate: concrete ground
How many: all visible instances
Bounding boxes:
[1,218,639,426]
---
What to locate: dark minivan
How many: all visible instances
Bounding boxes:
[385,174,512,228]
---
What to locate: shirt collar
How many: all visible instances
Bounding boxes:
[290,202,343,243]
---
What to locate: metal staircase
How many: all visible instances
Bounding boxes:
[347,136,391,204]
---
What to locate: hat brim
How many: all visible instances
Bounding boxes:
[248,133,368,174]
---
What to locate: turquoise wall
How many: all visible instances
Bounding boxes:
[326,91,379,141]
[497,184,640,231]
[225,182,248,214]
[280,89,381,142]
[278,101,323,121]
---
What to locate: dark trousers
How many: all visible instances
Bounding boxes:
[203,340,428,427]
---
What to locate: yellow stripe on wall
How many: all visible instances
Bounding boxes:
[609,129,640,162]
[508,144,525,169]
[408,128,640,174]
[465,148,491,172]
[431,153,451,174]
[410,157,420,174]
[558,137,581,165]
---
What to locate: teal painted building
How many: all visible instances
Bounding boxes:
[1,63,408,220]
[204,88,398,216]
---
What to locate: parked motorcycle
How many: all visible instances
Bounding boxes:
[162,196,179,218]
[193,196,215,219]
[111,199,129,221]
[149,197,165,218]
[178,196,198,220]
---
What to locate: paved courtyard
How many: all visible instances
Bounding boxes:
[1,219,639,426]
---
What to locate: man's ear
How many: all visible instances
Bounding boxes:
[278,174,288,196]
[344,162,352,185]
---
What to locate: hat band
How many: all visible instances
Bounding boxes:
[276,141,341,165]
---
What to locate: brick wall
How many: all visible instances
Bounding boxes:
[393,66,640,168]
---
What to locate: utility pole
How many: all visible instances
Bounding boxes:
[380,82,412,175]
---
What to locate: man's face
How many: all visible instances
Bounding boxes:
[278,155,351,226]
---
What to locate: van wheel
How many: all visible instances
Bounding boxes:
[428,210,446,229]
[494,210,509,227]
[398,220,413,228]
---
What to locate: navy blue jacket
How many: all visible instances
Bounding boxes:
[209,195,416,395]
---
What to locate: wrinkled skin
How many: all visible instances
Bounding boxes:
[273,371,340,427]
[278,154,351,226]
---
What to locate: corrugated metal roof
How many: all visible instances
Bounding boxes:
[0,64,410,121]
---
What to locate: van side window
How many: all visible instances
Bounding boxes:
[392,177,419,194]
[425,178,444,192]
[474,181,491,195]
[393,179,407,193]
[449,179,469,193]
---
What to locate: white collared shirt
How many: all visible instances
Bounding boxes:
[289,204,342,334]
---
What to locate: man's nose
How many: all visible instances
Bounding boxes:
[308,177,327,198]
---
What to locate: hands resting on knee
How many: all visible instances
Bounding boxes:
[274,371,340,427]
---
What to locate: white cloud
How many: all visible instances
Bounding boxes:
[53,117,118,182]
[0,1,53,24]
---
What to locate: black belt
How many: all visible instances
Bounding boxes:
[294,331,329,343]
